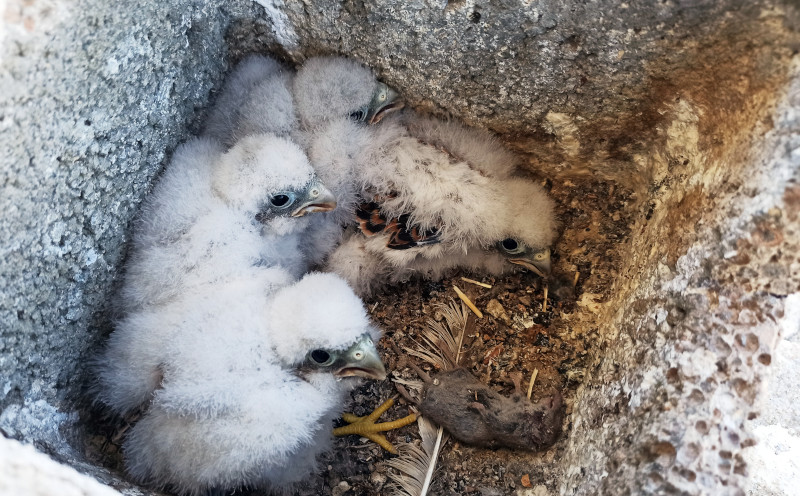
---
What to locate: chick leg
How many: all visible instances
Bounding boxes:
[333,398,416,454]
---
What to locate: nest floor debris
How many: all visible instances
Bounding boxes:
[82,174,635,496]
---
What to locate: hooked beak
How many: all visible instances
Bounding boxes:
[510,248,552,278]
[366,82,404,125]
[291,181,337,217]
[333,334,387,381]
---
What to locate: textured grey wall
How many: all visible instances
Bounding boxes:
[0,0,259,457]
[558,66,800,495]
[268,0,798,182]
[1,0,798,495]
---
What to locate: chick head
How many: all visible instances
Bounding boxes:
[494,177,558,277]
[293,56,402,128]
[212,133,337,233]
[266,272,386,380]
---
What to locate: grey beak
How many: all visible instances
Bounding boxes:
[510,248,552,278]
[291,181,337,217]
[333,334,387,381]
[366,82,404,125]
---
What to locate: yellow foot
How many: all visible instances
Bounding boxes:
[333,397,417,454]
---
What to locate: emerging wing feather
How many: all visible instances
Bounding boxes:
[355,200,441,250]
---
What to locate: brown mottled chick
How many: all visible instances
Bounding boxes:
[418,368,564,451]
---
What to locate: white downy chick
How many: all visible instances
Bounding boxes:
[290,56,403,267]
[116,133,336,314]
[324,110,558,296]
[198,55,401,268]
[96,272,386,495]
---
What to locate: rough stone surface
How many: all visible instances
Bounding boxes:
[0,0,258,471]
[559,59,800,495]
[1,0,799,495]
[744,294,800,495]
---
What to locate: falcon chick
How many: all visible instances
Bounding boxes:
[324,110,558,296]
[96,272,387,495]
[290,56,403,266]
[116,132,336,314]
[199,55,401,267]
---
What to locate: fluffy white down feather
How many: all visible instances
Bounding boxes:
[402,112,520,179]
[200,55,557,298]
[199,55,379,268]
[202,55,296,147]
[355,111,557,249]
[272,56,557,296]
[322,108,557,295]
[198,55,376,212]
[97,273,379,495]
[115,134,318,315]
[289,57,382,267]
[94,268,293,415]
[291,56,375,129]
[96,56,395,495]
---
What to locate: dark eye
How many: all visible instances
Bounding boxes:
[309,349,332,365]
[499,238,525,255]
[270,194,290,207]
[501,238,518,251]
[349,109,365,121]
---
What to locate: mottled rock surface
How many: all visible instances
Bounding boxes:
[558,61,800,495]
[1,0,798,495]
[0,0,259,483]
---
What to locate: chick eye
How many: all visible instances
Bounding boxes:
[309,349,334,366]
[501,238,518,250]
[499,238,525,255]
[269,192,296,208]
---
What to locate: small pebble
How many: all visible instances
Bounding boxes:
[485,299,510,323]
[332,480,351,496]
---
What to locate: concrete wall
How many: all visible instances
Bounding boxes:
[0,0,258,475]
